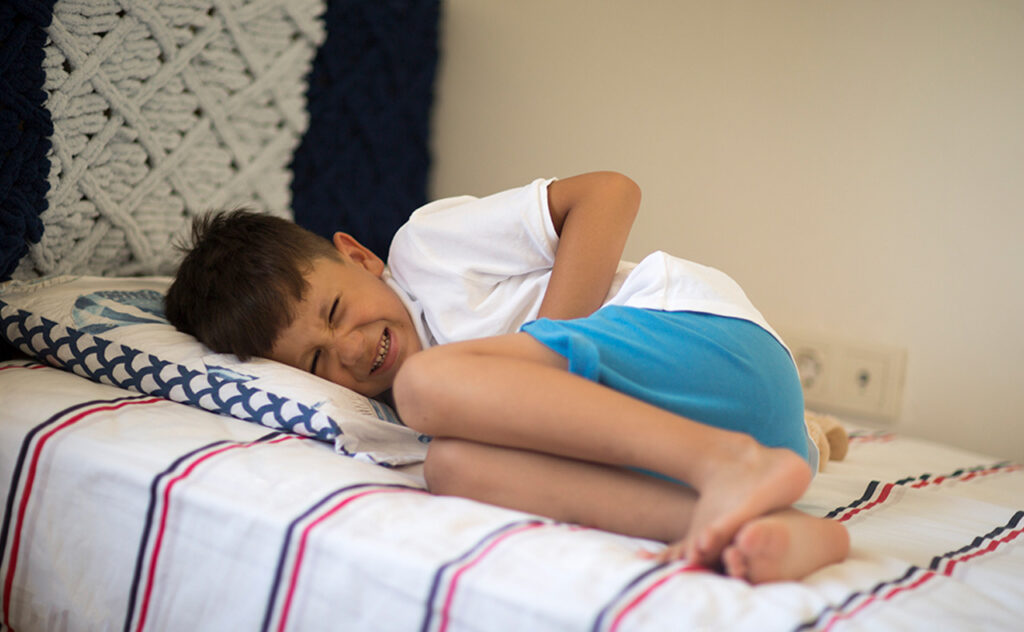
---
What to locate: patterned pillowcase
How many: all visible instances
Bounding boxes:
[0,275,428,466]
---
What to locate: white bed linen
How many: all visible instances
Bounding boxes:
[1,361,1022,631]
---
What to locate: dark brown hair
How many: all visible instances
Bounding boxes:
[164,210,340,359]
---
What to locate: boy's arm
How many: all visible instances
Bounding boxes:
[539,171,641,321]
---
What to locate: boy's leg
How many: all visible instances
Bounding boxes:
[425,437,696,543]
[425,437,849,583]
[393,333,813,567]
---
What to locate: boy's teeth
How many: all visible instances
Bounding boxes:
[371,329,391,372]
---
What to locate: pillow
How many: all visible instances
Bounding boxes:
[0,275,429,466]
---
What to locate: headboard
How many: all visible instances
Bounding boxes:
[0,0,439,281]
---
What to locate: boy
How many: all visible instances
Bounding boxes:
[166,172,849,583]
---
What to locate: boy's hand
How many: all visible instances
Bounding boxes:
[539,172,641,321]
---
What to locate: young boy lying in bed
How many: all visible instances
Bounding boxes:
[165,171,849,583]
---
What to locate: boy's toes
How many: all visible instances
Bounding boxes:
[722,545,748,580]
[654,539,690,563]
[690,524,730,567]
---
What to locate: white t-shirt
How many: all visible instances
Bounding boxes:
[385,178,783,351]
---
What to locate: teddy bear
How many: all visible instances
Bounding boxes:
[805,410,849,472]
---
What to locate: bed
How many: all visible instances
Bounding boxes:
[2,1,1023,630]
[2,354,1023,631]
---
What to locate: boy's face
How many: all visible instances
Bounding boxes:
[268,232,422,398]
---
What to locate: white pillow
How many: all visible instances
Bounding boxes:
[0,276,428,466]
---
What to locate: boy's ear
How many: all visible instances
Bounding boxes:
[332,232,385,276]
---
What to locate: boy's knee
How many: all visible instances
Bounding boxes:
[422,438,470,494]
[392,348,448,432]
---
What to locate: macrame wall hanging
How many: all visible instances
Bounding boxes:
[1,0,439,281]
[0,0,56,280]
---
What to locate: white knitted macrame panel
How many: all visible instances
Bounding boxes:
[14,0,326,279]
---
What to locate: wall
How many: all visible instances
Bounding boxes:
[429,0,1024,461]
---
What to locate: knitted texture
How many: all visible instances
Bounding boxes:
[12,0,326,280]
[290,0,440,258]
[0,0,56,282]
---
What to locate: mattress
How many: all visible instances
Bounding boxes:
[2,360,1021,631]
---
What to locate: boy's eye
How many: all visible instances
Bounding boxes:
[310,297,340,374]
[328,297,339,325]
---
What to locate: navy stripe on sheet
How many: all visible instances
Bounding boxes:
[794,565,922,632]
[419,519,551,632]
[262,482,424,632]
[590,561,707,632]
[826,462,1021,522]
[928,509,1023,575]
[121,438,234,632]
[795,510,1024,631]
[1,391,160,631]
[124,432,302,632]
[0,361,44,372]
[590,562,668,632]
[596,462,1022,630]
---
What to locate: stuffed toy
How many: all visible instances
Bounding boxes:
[805,411,849,472]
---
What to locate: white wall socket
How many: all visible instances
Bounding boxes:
[784,333,907,423]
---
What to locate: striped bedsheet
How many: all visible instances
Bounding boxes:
[1,361,1022,631]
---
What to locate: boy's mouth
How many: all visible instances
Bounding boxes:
[370,328,391,374]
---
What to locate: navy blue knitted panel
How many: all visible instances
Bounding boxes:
[290,0,440,259]
[0,0,56,282]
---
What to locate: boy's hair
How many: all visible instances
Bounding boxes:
[165,209,340,360]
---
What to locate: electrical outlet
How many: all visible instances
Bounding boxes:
[785,333,906,423]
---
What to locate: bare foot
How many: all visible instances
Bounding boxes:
[668,441,812,567]
[722,509,849,583]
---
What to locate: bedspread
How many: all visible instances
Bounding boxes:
[1,361,1022,631]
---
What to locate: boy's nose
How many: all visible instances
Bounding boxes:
[335,329,365,367]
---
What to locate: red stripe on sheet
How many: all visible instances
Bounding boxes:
[822,570,938,632]
[814,511,1024,630]
[910,463,1021,489]
[608,563,703,632]
[276,487,418,632]
[437,522,548,632]
[835,463,1020,523]
[836,481,897,523]
[1,396,161,628]
[0,362,45,372]
[940,525,1024,575]
[847,431,895,445]
[134,435,298,632]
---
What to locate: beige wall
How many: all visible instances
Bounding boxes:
[429,1,1024,461]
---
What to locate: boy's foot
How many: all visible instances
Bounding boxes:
[656,442,812,567]
[722,510,850,583]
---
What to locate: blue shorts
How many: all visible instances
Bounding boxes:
[520,307,817,476]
